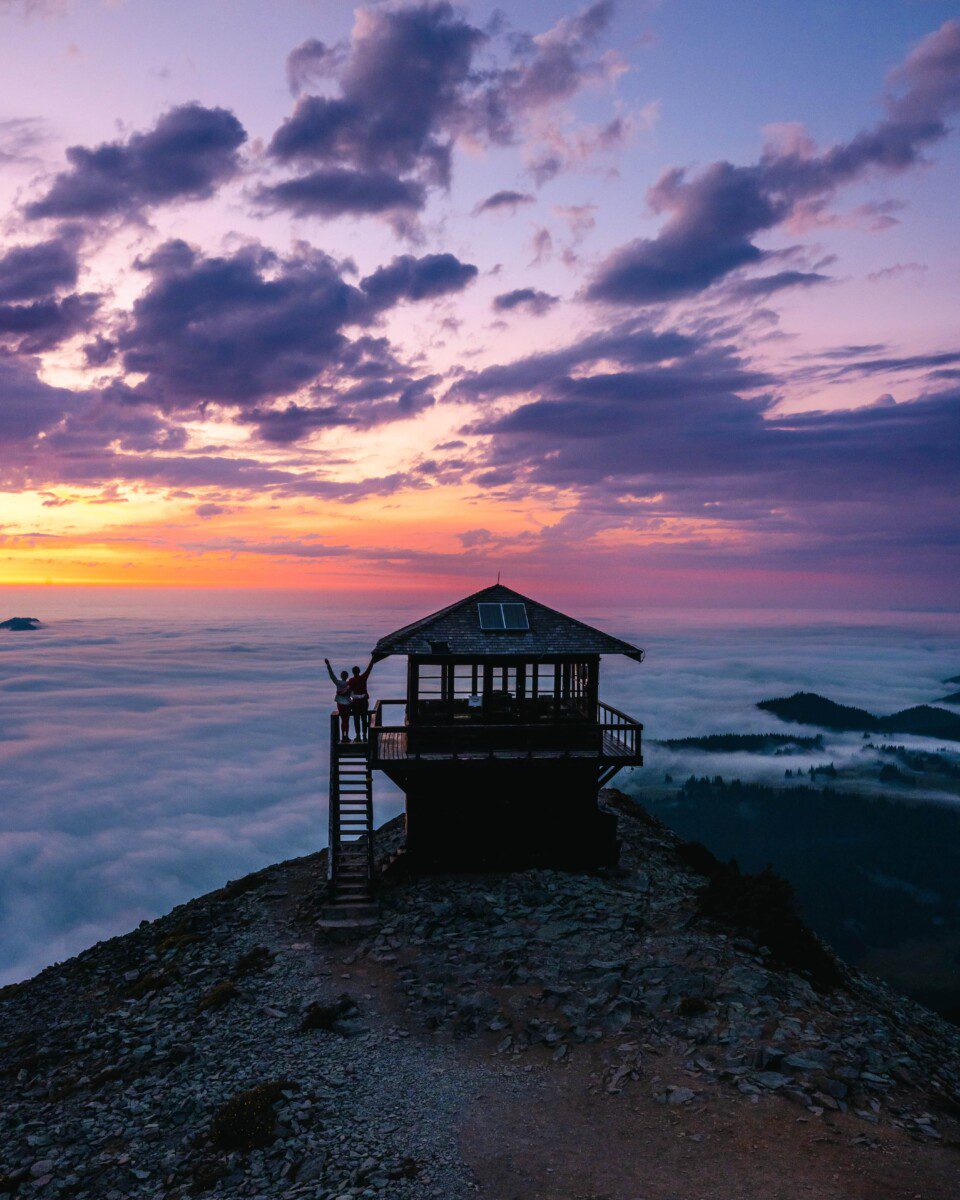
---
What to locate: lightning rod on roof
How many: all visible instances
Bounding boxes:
[496,569,501,584]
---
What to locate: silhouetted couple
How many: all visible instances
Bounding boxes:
[325,657,374,742]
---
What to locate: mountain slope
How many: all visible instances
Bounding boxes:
[1,796,958,1199]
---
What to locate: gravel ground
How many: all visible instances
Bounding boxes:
[2,792,958,1199]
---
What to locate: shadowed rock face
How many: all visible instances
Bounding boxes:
[0,617,41,631]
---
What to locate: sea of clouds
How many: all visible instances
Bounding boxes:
[2,588,959,985]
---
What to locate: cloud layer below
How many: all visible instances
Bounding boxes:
[2,594,958,984]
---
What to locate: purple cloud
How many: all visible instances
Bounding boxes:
[360,252,478,309]
[266,3,484,216]
[0,234,79,301]
[265,2,625,220]
[450,321,698,402]
[0,229,99,352]
[0,292,100,354]
[493,287,559,315]
[731,270,831,298]
[254,166,425,219]
[587,20,960,305]
[24,103,246,222]
[495,1,618,114]
[80,239,474,440]
[285,37,345,97]
[473,189,535,215]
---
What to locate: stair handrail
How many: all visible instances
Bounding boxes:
[328,710,339,882]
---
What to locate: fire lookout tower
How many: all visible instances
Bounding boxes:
[325,585,644,917]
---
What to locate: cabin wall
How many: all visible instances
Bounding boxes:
[399,761,618,871]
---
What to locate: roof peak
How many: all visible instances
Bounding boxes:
[372,584,644,662]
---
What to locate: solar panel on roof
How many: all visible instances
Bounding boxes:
[477,602,506,630]
[478,602,529,631]
[501,603,529,630]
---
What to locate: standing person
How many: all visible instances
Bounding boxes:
[325,658,353,741]
[349,658,375,742]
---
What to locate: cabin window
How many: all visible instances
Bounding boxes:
[530,662,555,699]
[477,602,529,631]
[417,663,444,701]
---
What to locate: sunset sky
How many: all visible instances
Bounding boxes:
[1,0,959,607]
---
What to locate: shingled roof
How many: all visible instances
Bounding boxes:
[372,585,645,661]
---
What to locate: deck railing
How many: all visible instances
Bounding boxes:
[369,697,642,763]
[596,699,641,759]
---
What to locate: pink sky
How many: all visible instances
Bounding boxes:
[1,1,959,608]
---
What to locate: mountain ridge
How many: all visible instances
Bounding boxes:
[757,691,960,741]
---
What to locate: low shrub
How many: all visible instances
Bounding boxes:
[675,840,721,878]
[196,980,239,1013]
[696,861,843,991]
[300,993,358,1032]
[233,945,273,976]
[678,995,709,1016]
[220,873,263,901]
[125,970,173,999]
[209,1080,295,1151]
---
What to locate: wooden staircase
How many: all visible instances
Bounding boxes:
[323,713,376,923]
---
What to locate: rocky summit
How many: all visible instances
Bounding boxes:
[2,792,959,1200]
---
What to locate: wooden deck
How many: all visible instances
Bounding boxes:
[374,730,638,762]
[369,699,642,768]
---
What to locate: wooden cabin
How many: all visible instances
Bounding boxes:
[324,585,644,916]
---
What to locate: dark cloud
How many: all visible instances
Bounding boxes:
[587,20,960,305]
[245,381,436,444]
[0,233,79,301]
[0,358,79,443]
[266,3,484,215]
[116,239,358,408]
[790,346,960,385]
[271,3,482,183]
[82,333,117,367]
[492,287,559,315]
[24,103,246,222]
[450,321,699,402]
[285,37,345,97]
[254,167,425,219]
[473,189,535,215]
[0,229,98,352]
[0,364,416,499]
[360,253,477,309]
[194,502,229,518]
[454,311,960,576]
[866,261,927,283]
[495,1,618,113]
[0,291,100,353]
[100,239,472,438]
[732,270,831,298]
[266,2,624,220]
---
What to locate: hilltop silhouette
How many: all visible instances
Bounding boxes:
[757,691,960,741]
